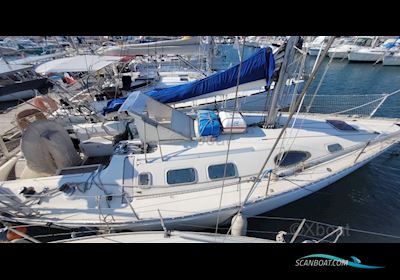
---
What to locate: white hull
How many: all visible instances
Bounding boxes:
[4,142,392,231]
[348,50,384,62]
[328,50,349,59]
[52,231,276,243]
[308,48,323,56]
[1,113,399,231]
[383,53,400,66]
[327,39,373,59]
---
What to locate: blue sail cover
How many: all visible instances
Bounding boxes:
[102,97,127,115]
[146,47,275,104]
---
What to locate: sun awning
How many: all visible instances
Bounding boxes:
[97,36,202,56]
[34,55,122,75]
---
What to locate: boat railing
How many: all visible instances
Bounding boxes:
[214,92,399,119]
[286,89,400,118]
[4,213,400,243]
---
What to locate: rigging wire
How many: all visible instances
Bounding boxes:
[215,36,246,234]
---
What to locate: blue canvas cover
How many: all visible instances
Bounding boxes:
[146,47,275,104]
[382,37,400,49]
[102,97,127,115]
[197,110,220,137]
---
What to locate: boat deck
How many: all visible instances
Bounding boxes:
[1,113,399,230]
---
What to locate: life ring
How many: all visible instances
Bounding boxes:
[32,96,59,113]
[16,108,46,130]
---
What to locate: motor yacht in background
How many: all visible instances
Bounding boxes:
[307,36,329,56]
[348,37,400,62]
[328,36,374,59]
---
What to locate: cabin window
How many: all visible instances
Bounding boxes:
[327,143,343,153]
[138,172,152,186]
[275,151,311,167]
[326,119,357,131]
[208,163,237,180]
[167,168,196,185]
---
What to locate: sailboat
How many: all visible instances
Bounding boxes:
[0,36,399,232]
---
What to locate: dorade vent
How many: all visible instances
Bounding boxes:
[326,119,358,131]
[138,172,152,186]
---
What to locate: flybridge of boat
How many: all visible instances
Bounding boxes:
[145,47,276,103]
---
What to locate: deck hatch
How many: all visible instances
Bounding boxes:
[326,119,358,131]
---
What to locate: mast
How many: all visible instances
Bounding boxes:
[68,36,79,54]
[265,36,300,128]
[289,36,308,114]
[206,36,213,73]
